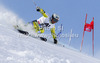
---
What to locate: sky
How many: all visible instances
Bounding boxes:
[0,0,100,59]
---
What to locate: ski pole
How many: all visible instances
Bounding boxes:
[32,0,37,8]
[57,24,63,40]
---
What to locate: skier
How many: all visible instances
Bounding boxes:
[31,7,60,44]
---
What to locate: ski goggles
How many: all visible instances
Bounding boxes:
[53,19,59,22]
[51,19,58,24]
[52,17,59,23]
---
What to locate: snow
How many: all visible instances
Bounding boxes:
[0,5,100,63]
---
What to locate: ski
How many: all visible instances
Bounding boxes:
[16,29,47,42]
[17,29,29,35]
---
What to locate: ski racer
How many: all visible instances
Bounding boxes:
[32,7,60,44]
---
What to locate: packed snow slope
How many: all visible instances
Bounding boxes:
[0,6,100,63]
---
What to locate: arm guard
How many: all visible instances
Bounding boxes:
[38,8,48,18]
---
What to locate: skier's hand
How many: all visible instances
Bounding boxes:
[36,7,41,12]
[54,38,57,44]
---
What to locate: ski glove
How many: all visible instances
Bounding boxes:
[54,38,57,44]
[36,7,41,12]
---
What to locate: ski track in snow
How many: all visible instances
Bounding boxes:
[0,5,100,63]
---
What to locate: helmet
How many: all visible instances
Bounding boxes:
[51,13,59,23]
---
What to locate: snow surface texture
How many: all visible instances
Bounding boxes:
[0,5,100,63]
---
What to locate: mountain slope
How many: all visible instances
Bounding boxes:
[0,5,100,63]
[0,22,100,63]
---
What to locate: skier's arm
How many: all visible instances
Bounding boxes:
[36,7,48,18]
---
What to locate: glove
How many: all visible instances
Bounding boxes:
[54,38,57,44]
[36,7,41,12]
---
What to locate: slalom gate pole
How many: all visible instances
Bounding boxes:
[80,31,85,52]
[92,17,94,56]
[92,28,94,56]
[80,14,87,52]
[85,14,87,23]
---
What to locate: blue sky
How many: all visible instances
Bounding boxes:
[0,0,100,59]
